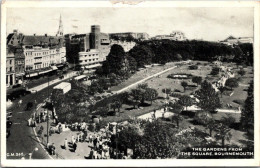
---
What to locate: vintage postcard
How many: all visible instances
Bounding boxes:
[1,0,259,167]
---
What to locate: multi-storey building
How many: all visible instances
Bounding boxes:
[14,46,25,84]
[6,47,15,87]
[220,36,253,45]
[153,31,187,41]
[110,40,136,52]
[109,32,149,40]
[78,49,101,71]
[67,25,110,70]
[6,15,66,80]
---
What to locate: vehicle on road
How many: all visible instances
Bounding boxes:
[7,88,31,101]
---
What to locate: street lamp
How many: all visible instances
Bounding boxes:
[21,147,38,160]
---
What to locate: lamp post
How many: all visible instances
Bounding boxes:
[46,74,50,144]
[21,147,38,160]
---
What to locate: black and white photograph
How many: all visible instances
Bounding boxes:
[1,1,259,167]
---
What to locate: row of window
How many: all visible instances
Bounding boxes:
[25,50,57,56]
[79,58,99,63]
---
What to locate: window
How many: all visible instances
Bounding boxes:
[10,60,12,64]
[10,67,12,72]
[89,59,91,61]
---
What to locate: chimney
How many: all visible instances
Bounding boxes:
[45,34,47,37]
[34,34,36,36]
[13,29,18,34]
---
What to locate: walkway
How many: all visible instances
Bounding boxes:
[115,61,190,94]
[28,71,77,92]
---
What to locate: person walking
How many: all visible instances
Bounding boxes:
[93,138,97,149]
[73,142,77,152]
[71,135,75,144]
[64,138,68,150]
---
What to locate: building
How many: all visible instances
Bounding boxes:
[13,46,25,84]
[6,15,66,79]
[220,36,253,45]
[110,40,136,52]
[6,47,15,87]
[153,31,187,41]
[109,32,149,40]
[78,49,101,71]
[66,25,110,70]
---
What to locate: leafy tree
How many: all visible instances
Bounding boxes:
[162,88,171,98]
[210,67,220,76]
[103,44,126,75]
[218,86,225,98]
[206,119,216,137]
[181,81,188,92]
[194,111,213,125]
[225,78,239,90]
[214,116,234,147]
[195,80,221,112]
[130,88,143,108]
[178,95,193,110]
[145,88,158,105]
[119,92,130,104]
[238,69,246,76]
[129,45,154,68]
[169,102,184,127]
[192,76,202,86]
[137,83,149,104]
[241,81,254,131]
[126,55,137,74]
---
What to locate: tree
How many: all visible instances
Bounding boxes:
[195,80,221,112]
[238,69,246,76]
[241,81,254,131]
[225,78,239,90]
[129,45,154,68]
[137,83,149,104]
[214,116,234,147]
[218,86,225,98]
[119,92,130,104]
[162,88,171,98]
[126,55,137,74]
[194,111,213,125]
[145,88,158,105]
[192,76,202,86]
[181,81,188,92]
[210,67,220,76]
[178,95,193,110]
[103,44,126,75]
[169,102,184,127]
[130,89,143,108]
[206,119,216,137]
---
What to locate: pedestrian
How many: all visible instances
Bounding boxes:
[71,135,75,144]
[64,138,68,150]
[93,138,97,149]
[51,143,56,155]
[73,142,77,152]
[93,150,98,159]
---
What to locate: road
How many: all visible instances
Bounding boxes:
[6,91,51,159]
[6,72,77,160]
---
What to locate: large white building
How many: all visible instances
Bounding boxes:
[153,31,187,41]
[78,49,101,71]
[220,36,253,45]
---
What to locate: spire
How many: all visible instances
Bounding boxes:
[56,14,63,36]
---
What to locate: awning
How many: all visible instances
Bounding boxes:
[74,75,87,81]
[26,72,38,77]
[51,66,58,70]
[15,73,25,77]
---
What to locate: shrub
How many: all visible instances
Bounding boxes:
[210,67,220,76]
[174,89,181,93]
[170,93,182,98]
[189,65,198,70]
[233,99,244,105]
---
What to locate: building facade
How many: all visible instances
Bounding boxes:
[220,36,253,45]
[6,48,15,87]
[78,49,101,71]
[110,40,136,52]
[14,46,25,84]
[109,32,149,40]
[6,15,67,85]
[153,31,187,41]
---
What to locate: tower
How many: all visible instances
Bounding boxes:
[56,14,63,36]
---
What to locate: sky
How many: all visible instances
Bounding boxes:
[6,7,254,41]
